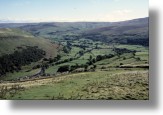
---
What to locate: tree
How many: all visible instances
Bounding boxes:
[123,57,126,60]
[63,46,69,53]
[41,67,45,74]
[95,43,98,49]
[79,50,84,56]
[101,66,106,69]
[87,60,93,65]
[75,63,79,67]
[93,65,97,69]
[43,64,49,69]
[92,58,96,63]
[120,63,123,66]
[89,55,93,61]
[57,65,70,72]
[32,64,41,69]
[96,55,103,61]
[56,55,61,60]
[136,57,141,61]
[43,58,48,61]
[84,64,88,72]
[67,41,71,46]
[0,46,45,76]
[49,58,53,63]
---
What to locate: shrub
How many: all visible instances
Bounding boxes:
[57,65,70,72]
[120,63,123,65]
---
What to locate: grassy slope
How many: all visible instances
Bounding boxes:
[45,38,148,75]
[0,19,149,100]
[0,28,60,58]
[0,28,62,80]
[1,70,148,100]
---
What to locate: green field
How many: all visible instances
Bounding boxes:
[0,18,149,100]
[0,70,148,100]
[0,28,61,58]
[0,38,149,81]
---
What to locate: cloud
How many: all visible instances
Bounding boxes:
[113,0,120,2]
[1,9,134,22]
[97,9,135,22]
[13,1,31,7]
[114,10,132,14]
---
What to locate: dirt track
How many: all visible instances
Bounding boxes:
[0,71,148,89]
[0,72,88,88]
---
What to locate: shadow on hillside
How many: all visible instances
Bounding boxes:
[9,9,159,110]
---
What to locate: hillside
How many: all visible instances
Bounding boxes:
[0,18,149,100]
[0,28,60,58]
[82,17,149,46]
[15,17,148,46]
[0,18,149,46]
[0,28,62,77]
[0,70,149,100]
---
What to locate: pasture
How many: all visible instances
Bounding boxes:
[0,70,149,100]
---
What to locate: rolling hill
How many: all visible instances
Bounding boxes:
[0,17,149,46]
[0,28,61,58]
[0,17,148,78]
[18,17,149,46]
[0,18,149,100]
[82,17,149,46]
[0,28,62,77]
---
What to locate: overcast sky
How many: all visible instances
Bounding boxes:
[0,0,148,22]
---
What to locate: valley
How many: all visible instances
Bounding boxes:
[0,17,149,100]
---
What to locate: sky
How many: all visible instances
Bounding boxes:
[0,0,149,22]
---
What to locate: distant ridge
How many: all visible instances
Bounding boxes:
[0,17,148,24]
[0,17,149,30]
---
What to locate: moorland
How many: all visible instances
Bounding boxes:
[0,17,149,100]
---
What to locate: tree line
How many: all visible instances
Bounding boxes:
[0,46,45,77]
[57,54,115,73]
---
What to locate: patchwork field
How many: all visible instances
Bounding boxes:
[0,17,149,100]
